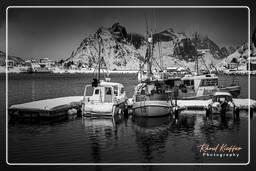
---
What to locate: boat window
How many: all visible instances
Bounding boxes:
[141,89,145,95]
[184,80,194,87]
[105,87,112,95]
[85,86,93,96]
[121,87,124,94]
[225,96,232,101]
[191,80,194,86]
[214,95,231,102]
[114,86,118,96]
[200,79,218,86]
[95,89,100,95]
[219,97,225,102]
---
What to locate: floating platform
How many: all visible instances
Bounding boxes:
[9,96,83,118]
[172,98,256,111]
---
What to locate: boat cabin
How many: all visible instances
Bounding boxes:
[181,74,218,91]
[84,81,126,103]
[212,92,233,103]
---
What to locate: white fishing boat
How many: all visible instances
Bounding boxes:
[82,79,127,116]
[81,34,127,117]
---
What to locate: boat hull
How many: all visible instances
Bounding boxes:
[83,102,126,116]
[132,100,170,117]
[219,86,240,98]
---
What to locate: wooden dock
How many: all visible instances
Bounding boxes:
[9,96,83,118]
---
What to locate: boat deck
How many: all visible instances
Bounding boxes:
[9,96,83,118]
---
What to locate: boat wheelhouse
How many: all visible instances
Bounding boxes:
[82,79,127,116]
[179,74,219,100]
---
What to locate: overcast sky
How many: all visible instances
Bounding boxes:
[1,7,249,60]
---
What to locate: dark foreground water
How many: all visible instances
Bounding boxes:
[1,73,255,165]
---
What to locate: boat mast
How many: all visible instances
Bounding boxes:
[97,34,101,81]
[195,53,199,75]
[144,14,153,78]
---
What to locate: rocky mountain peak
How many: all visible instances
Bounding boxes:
[67,23,232,71]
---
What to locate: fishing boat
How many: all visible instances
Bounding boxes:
[179,73,240,100]
[132,34,172,117]
[82,79,127,116]
[81,35,127,117]
[132,81,172,117]
[164,50,240,100]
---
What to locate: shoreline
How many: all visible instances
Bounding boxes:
[2,70,256,76]
[1,67,256,75]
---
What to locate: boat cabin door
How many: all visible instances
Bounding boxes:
[90,87,104,103]
[104,86,114,103]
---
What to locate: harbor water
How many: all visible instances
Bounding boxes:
[1,73,256,164]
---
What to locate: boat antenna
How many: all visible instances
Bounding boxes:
[92,32,102,87]
[144,13,149,37]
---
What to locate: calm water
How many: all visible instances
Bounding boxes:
[1,73,256,164]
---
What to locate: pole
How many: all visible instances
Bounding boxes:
[98,36,101,81]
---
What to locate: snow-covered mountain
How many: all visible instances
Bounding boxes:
[218,42,256,70]
[66,23,143,70]
[66,23,235,71]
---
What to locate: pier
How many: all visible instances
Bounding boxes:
[8,96,256,120]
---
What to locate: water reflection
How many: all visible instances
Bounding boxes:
[9,115,77,126]
[132,116,171,162]
[81,116,125,163]
[131,112,246,163]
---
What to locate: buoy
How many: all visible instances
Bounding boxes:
[206,108,210,118]
[77,108,82,117]
[67,108,77,115]
[233,108,240,121]
[112,106,116,116]
[174,108,179,120]
[250,108,253,119]
[124,108,129,118]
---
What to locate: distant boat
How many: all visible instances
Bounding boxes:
[163,49,240,100]
[209,91,236,114]
[179,73,240,100]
